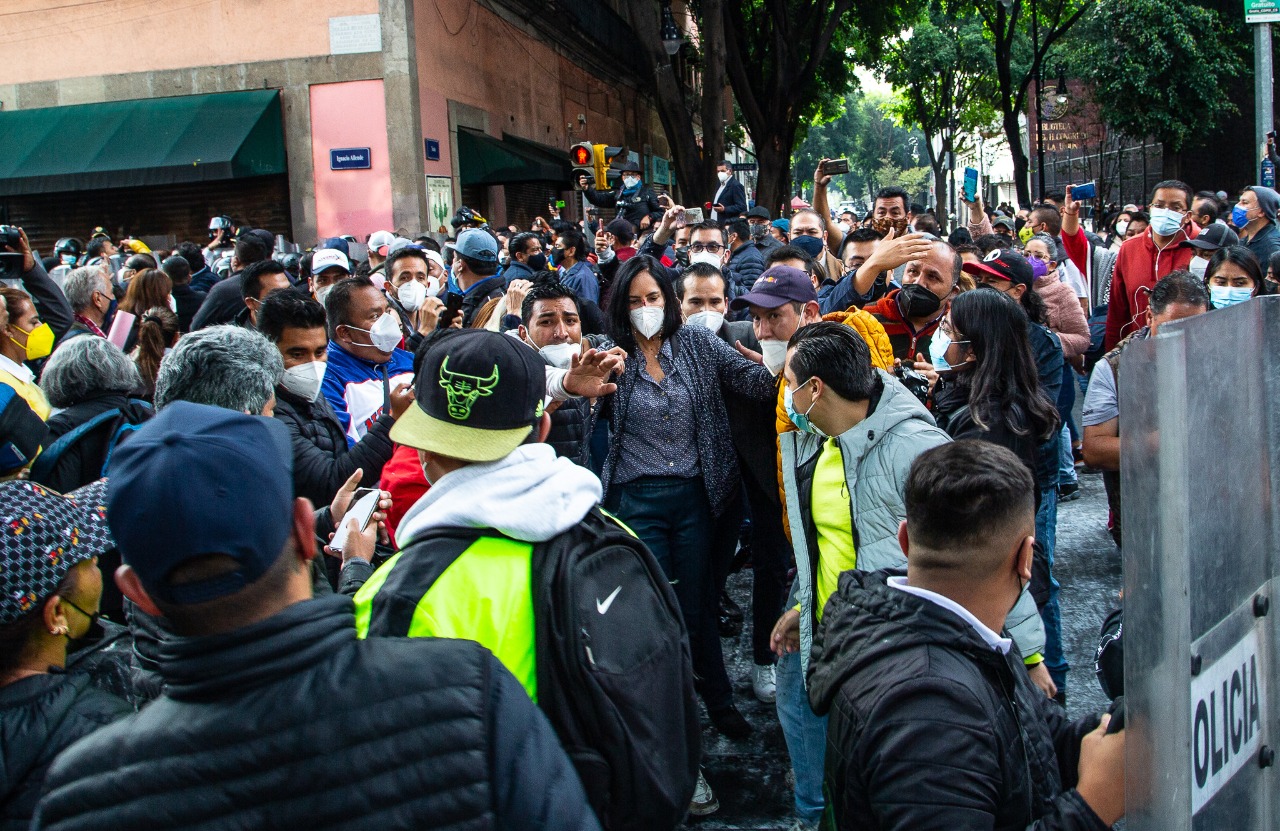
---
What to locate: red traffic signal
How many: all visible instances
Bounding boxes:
[571,145,592,166]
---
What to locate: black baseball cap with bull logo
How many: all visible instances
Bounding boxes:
[390,329,547,463]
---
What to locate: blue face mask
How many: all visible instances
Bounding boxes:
[1148,207,1185,237]
[929,329,970,372]
[784,379,825,436]
[791,234,825,260]
[1231,205,1250,228]
[1209,284,1253,309]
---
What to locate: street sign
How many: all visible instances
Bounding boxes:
[1247,0,1280,23]
[425,139,440,161]
[731,162,758,172]
[330,148,371,170]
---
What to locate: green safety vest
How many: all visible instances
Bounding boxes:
[353,532,539,701]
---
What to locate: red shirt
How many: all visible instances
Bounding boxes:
[379,444,429,544]
[1103,225,1197,350]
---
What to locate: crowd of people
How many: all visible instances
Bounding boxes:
[0,154,1273,831]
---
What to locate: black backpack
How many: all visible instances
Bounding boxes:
[29,400,152,491]
[531,507,700,831]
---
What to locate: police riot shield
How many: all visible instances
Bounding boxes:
[1121,296,1277,830]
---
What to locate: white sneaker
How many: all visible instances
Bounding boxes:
[688,769,720,816]
[753,663,777,703]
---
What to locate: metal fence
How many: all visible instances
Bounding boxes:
[1038,139,1165,209]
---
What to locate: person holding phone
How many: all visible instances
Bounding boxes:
[710,161,748,221]
[580,160,664,229]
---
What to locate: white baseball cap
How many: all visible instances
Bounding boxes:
[311,248,350,275]
[368,230,395,257]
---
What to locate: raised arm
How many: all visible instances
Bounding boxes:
[811,160,845,254]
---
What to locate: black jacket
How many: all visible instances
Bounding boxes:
[711,177,748,220]
[170,283,207,332]
[452,275,506,329]
[272,384,396,507]
[34,595,600,831]
[0,670,129,831]
[37,393,152,494]
[808,569,1108,831]
[583,185,664,228]
[188,266,219,295]
[190,271,245,330]
[18,259,75,343]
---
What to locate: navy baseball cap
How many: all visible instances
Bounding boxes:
[106,402,295,605]
[729,266,818,310]
[963,248,1034,287]
[452,228,499,263]
[319,237,351,258]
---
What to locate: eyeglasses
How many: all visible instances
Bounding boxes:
[689,242,724,254]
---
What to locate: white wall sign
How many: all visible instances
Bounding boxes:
[1190,626,1267,814]
[329,14,382,56]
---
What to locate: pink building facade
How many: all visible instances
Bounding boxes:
[0,0,672,249]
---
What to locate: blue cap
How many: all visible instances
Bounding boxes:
[319,237,351,258]
[453,228,499,263]
[106,402,294,605]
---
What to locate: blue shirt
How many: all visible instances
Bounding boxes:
[613,339,701,482]
[558,261,599,304]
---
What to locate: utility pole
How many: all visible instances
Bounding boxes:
[1247,1,1277,182]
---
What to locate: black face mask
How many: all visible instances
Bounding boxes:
[526,253,548,272]
[896,282,943,319]
[62,597,102,635]
[675,245,690,266]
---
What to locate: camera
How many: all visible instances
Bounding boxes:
[0,225,21,250]
[893,364,931,406]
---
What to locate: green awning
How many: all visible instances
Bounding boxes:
[0,90,286,196]
[458,129,571,186]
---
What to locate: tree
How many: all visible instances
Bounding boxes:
[1064,0,1244,175]
[619,0,727,208]
[792,90,929,206]
[721,0,917,214]
[881,5,998,219]
[961,0,1093,207]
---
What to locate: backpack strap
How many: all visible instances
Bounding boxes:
[363,527,490,637]
[29,408,122,483]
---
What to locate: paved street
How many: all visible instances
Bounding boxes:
[689,468,1123,829]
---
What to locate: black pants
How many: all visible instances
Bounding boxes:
[741,468,791,666]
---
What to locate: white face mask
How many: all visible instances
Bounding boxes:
[315,285,333,305]
[426,275,441,297]
[397,280,427,311]
[539,342,580,370]
[1188,256,1209,278]
[689,251,723,268]
[630,306,665,339]
[686,310,724,331]
[348,311,402,353]
[281,359,326,401]
[622,176,640,189]
[717,171,731,184]
[1114,220,1129,237]
[760,339,788,376]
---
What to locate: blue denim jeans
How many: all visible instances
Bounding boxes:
[605,476,733,712]
[1036,486,1068,687]
[775,649,826,824]
[1057,364,1078,487]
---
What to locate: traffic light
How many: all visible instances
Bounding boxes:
[592,144,626,192]
[570,142,594,190]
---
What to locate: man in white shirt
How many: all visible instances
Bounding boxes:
[710,161,747,222]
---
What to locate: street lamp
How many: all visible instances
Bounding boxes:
[660,0,684,57]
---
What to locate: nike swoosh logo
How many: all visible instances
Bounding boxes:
[596,586,622,615]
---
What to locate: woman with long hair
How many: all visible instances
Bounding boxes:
[118,269,173,352]
[933,288,1061,500]
[1203,244,1266,308]
[601,255,775,754]
[130,306,179,401]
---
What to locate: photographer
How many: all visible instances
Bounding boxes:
[0,226,76,345]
